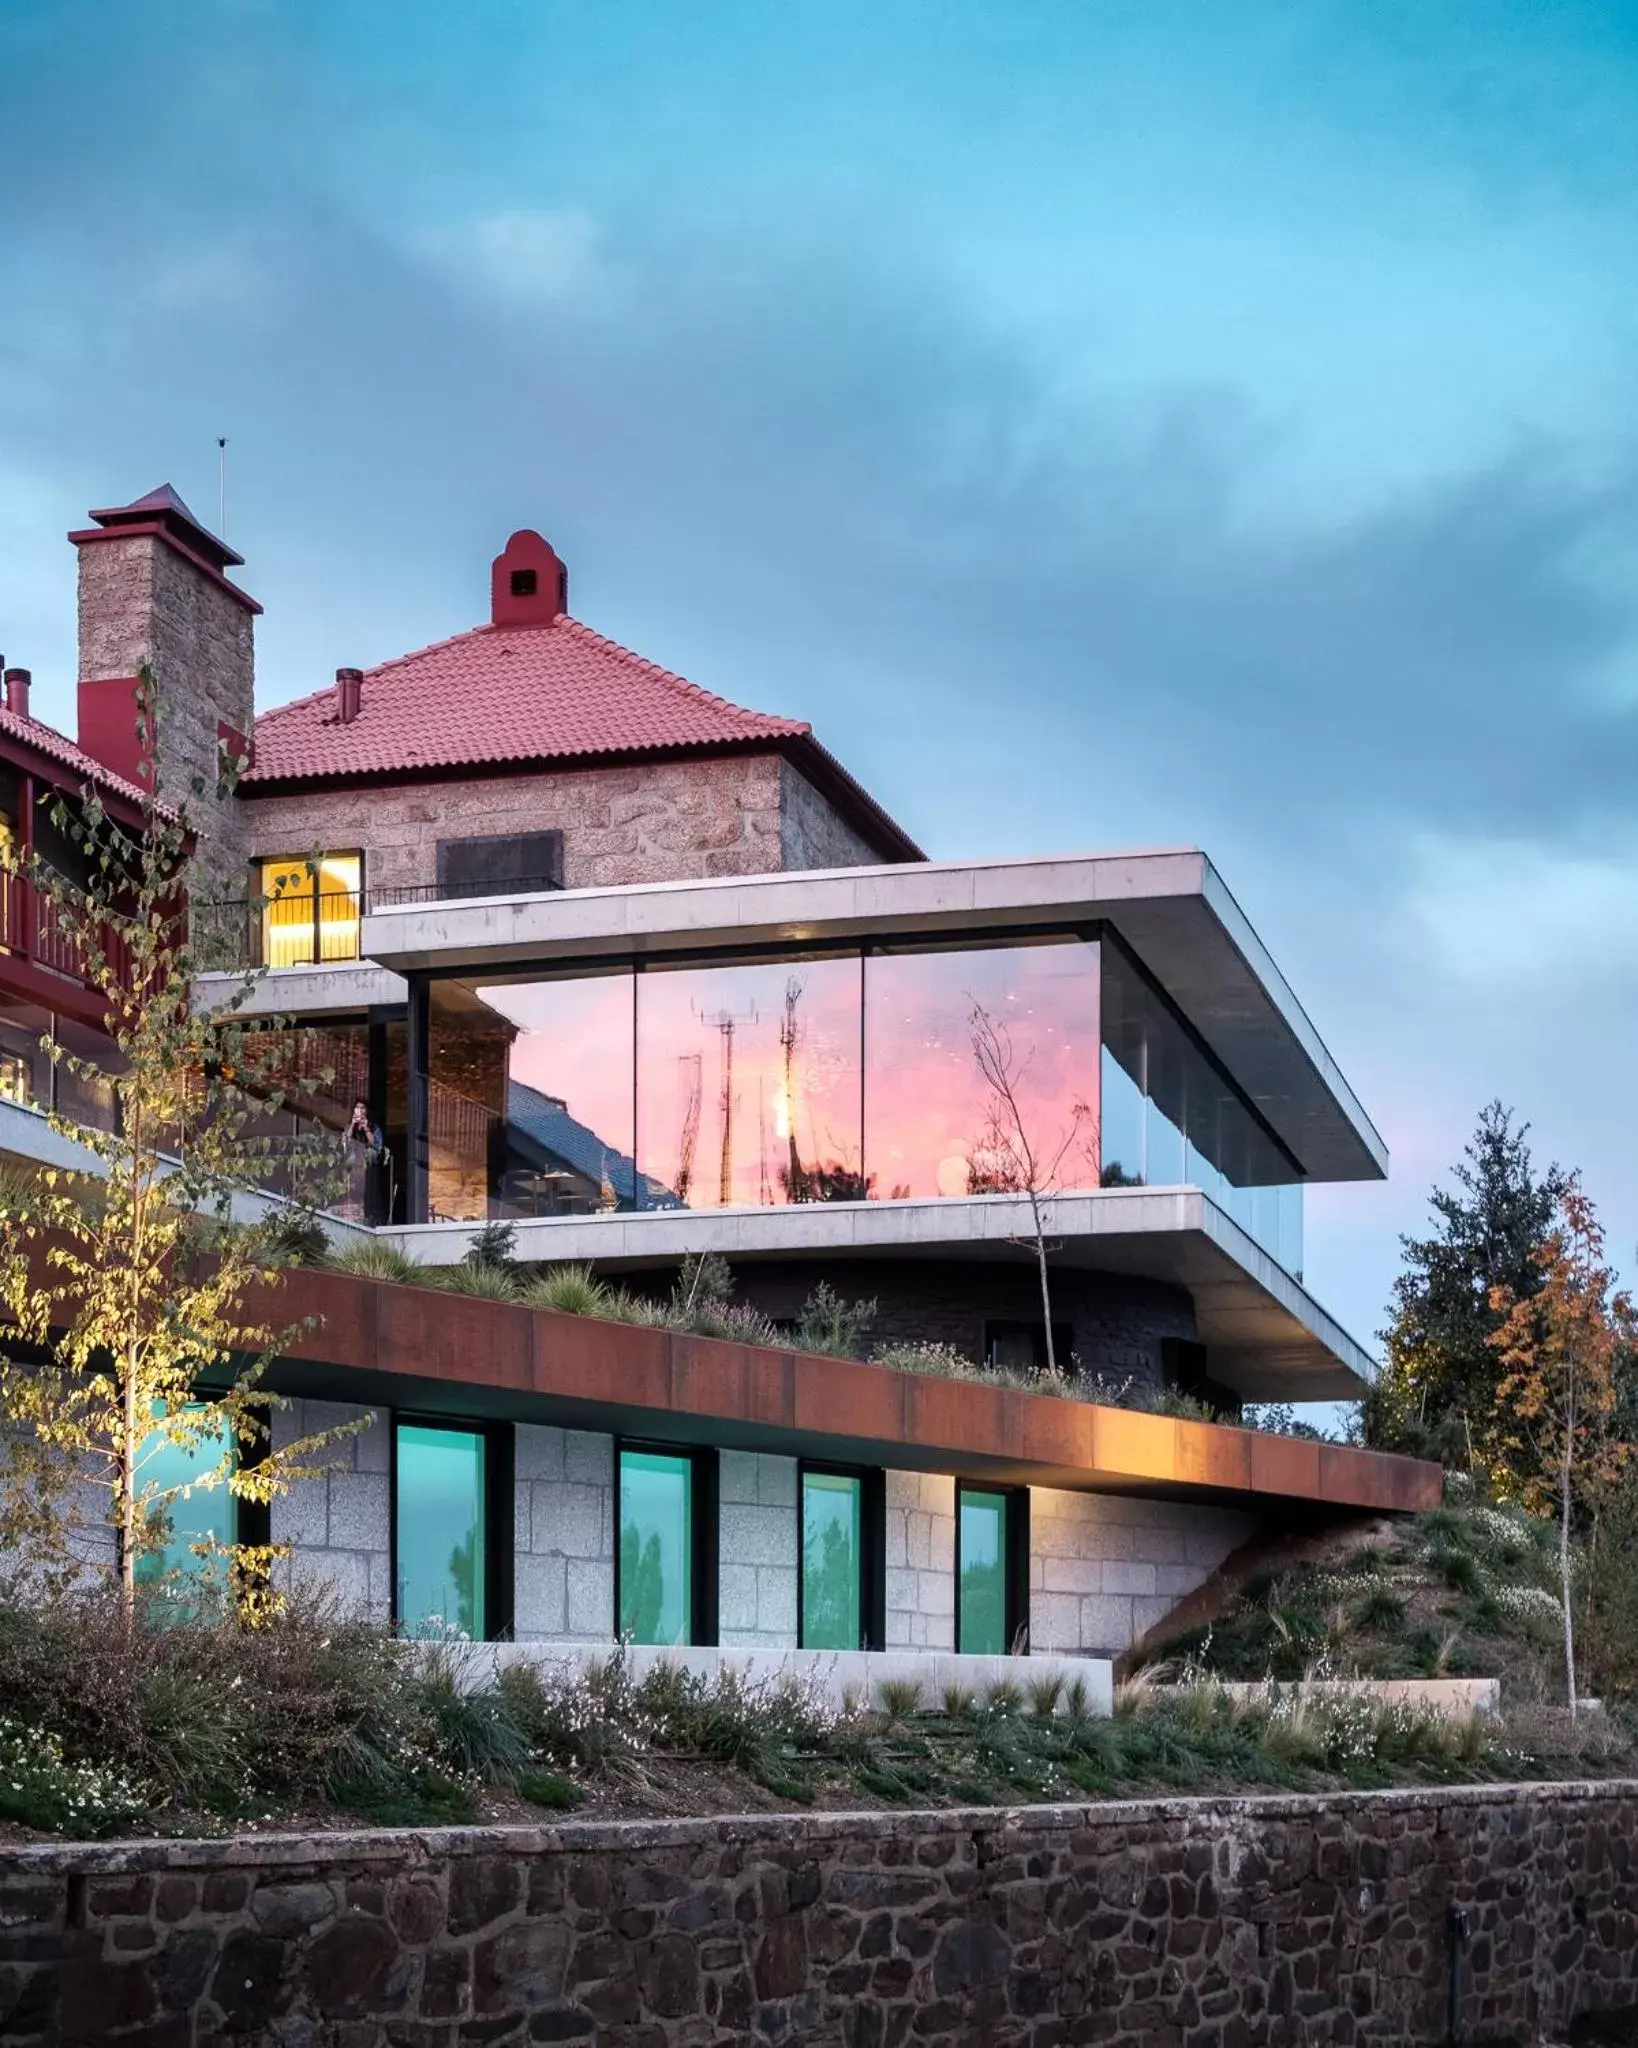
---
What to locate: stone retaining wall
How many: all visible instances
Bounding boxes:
[4,1782,1635,2046]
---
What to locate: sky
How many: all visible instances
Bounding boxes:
[2,0,1636,1359]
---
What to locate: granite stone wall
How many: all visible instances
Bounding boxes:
[5,1783,1637,2046]
[884,1470,957,1651]
[240,749,891,901]
[269,1399,391,1622]
[1029,1488,1256,1658]
[717,1452,800,1649]
[512,1428,616,1645]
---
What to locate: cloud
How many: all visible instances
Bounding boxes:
[414,207,610,314]
[1400,832,1638,989]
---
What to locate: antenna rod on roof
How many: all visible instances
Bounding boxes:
[218,437,228,541]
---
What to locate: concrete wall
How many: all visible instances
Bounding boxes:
[239,749,891,903]
[1028,1486,1254,1657]
[12,1785,1638,2045]
[883,1470,957,1651]
[512,1427,615,1644]
[717,1451,799,1649]
[268,1399,391,1621]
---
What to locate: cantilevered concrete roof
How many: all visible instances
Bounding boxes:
[362,849,1387,1185]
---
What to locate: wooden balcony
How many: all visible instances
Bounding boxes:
[0,866,132,1021]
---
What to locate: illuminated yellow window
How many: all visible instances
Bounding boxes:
[257,854,362,968]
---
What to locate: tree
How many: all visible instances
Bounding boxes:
[1370,1101,1565,1474]
[967,1000,1097,1379]
[1489,1179,1635,1717]
[0,671,359,1613]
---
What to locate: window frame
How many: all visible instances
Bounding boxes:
[796,1460,885,1652]
[388,1413,514,1642]
[614,1439,719,1648]
[954,1481,1030,1656]
[254,849,366,969]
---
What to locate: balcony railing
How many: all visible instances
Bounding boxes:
[1,865,133,993]
[192,875,564,972]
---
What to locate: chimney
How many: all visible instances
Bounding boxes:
[334,667,363,724]
[70,484,261,888]
[491,530,568,628]
[3,667,30,719]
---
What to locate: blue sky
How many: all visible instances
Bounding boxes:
[3,0,1636,1354]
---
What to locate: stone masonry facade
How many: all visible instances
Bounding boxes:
[270,1400,392,1623]
[1029,1490,1255,1659]
[884,1471,957,1651]
[76,531,255,896]
[5,1782,1638,2045]
[718,1452,800,1649]
[513,1427,616,1645]
[239,752,885,901]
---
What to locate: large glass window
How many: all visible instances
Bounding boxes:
[618,1448,694,1646]
[257,854,362,968]
[864,940,1099,1201]
[1100,941,1304,1276]
[0,998,53,1111]
[801,1470,863,1650]
[956,1487,1013,1655]
[133,1407,236,1587]
[637,955,863,1209]
[395,1423,488,1637]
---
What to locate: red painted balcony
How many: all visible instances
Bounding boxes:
[0,866,132,1005]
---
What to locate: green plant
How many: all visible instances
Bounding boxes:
[408,1644,531,1782]
[1353,1586,1408,1631]
[794,1283,876,1359]
[327,1237,426,1286]
[1027,1672,1066,1719]
[0,1711,147,1838]
[465,1220,519,1272]
[672,1252,734,1319]
[876,1676,924,1721]
[982,1677,1024,1715]
[515,1767,584,1810]
[435,1262,522,1301]
[525,1264,612,1317]
[940,1683,977,1720]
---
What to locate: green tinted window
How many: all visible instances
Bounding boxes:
[396,1425,487,1637]
[133,1406,236,1586]
[802,1471,862,1650]
[958,1489,1009,1655]
[619,1450,693,1645]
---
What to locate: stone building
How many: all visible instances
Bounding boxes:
[0,483,1421,1680]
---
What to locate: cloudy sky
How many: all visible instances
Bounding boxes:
[2,1,1635,1354]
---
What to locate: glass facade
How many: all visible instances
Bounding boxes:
[395,1423,487,1637]
[619,1449,694,1645]
[956,1488,1010,1655]
[1099,941,1304,1275]
[800,1470,863,1650]
[0,998,123,1132]
[257,854,363,968]
[133,1407,236,1586]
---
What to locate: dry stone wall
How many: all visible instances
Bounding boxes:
[3,1783,1637,2045]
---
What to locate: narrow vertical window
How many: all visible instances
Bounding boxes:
[801,1470,863,1650]
[134,1406,237,1588]
[395,1423,487,1637]
[619,1448,694,1645]
[956,1486,1011,1655]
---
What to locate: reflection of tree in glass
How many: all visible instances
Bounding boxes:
[962,1554,1005,1642]
[620,1520,666,1642]
[447,1532,479,1637]
[805,1515,857,1646]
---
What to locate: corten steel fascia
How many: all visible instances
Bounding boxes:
[255,1267,1439,1515]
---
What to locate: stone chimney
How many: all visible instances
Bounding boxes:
[70,484,260,894]
[491,530,568,628]
[334,666,363,724]
[3,667,31,719]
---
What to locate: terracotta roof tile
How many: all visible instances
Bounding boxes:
[246,616,809,785]
[0,705,153,810]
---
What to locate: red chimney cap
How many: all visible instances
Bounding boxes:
[82,483,244,572]
[491,530,568,629]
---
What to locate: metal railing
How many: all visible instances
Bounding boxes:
[0,864,133,991]
[192,874,563,971]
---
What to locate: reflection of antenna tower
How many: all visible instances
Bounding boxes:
[692,997,759,1204]
[780,977,804,1194]
[674,1053,702,1205]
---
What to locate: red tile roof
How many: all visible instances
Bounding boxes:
[246,614,923,859]
[0,704,154,812]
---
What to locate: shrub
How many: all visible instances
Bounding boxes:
[326,1237,425,1285]
[465,1220,519,1272]
[794,1283,876,1359]
[876,1677,923,1721]
[671,1252,734,1319]
[525,1264,612,1317]
[1027,1672,1066,1719]
[0,1712,147,1838]
[940,1683,977,1720]
[435,1262,522,1301]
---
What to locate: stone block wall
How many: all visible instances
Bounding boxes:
[1029,1488,1255,1658]
[512,1427,615,1643]
[269,1399,391,1621]
[7,1784,1638,2045]
[240,748,892,904]
[718,1452,799,1648]
[884,1471,957,1651]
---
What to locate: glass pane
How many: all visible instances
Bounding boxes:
[432,972,640,1222]
[619,1449,692,1646]
[259,858,317,969]
[801,1472,862,1650]
[316,854,362,963]
[134,1406,236,1585]
[54,1014,126,1134]
[637,955,863,1209]
[0,999,53,1112]
[396,1425,487,1638]
[958,1489,1009,1655]
[865,941,1099,1201]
